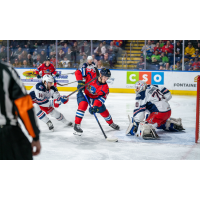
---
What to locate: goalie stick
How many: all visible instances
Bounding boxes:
[84,95,118,142]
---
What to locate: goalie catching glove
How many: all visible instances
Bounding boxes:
[50,95,69,108]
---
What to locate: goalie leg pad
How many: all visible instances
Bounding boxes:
[140,122,159,140]
[165,118,185,131]
[126,115,139,136]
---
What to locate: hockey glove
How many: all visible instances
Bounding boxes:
[49,96,69,108]
[55,73,60,78]
[77,80,85,91]
[89,106,99,115]
[37,75,42,79]
[60,95,69,104]
[49,98,61,108]
[126,115,139,136]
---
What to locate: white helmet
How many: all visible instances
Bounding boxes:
[87,56,93,61]
[135,81,147,93]
[43,74,54,84]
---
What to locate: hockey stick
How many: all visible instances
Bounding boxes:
[57,81,78,86]
[61,71,76,76]
[64,67,100,98]
[84,95,118,142]
[66,76,98,98]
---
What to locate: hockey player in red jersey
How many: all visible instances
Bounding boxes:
[35,57,59,87]
[73,56,120,135]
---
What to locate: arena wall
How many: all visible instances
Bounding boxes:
[16,68,199,95]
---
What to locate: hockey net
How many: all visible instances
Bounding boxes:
[195,75,200,143]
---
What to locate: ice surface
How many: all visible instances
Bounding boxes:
[23,92,200,160]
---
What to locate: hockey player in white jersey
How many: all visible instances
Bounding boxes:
[29,75,73,131]
[126,81,184,140]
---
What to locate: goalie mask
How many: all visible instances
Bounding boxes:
[135,81,147,94]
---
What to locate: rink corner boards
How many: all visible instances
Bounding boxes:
[24,86,197,96]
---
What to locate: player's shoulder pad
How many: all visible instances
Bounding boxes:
[82,63,87,68]
[36,82,46,92]
[50,86,58,92]
[136,90,146,100]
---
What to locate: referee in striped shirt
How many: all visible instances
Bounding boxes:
[0,61,41,160]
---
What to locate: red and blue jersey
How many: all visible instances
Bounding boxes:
[75,62,109,107]
[36,63,57,77]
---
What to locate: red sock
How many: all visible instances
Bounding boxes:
[75,101,88,124]
[100,109,113,125]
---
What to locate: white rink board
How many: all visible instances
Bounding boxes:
[16,68,199,93]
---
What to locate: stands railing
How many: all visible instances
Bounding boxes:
[130,41,133,61]
[130,40,139,60]
[122,52,127,69]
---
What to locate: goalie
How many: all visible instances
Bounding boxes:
[29,75,73,131]
[126,81,185,140]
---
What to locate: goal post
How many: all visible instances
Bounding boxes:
[195,75,200,143]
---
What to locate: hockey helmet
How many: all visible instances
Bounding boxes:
[100,68,111,78]
[46,56,50,61]
[135,80,147,93]
[87,56,93,61]
[43,74,54,84]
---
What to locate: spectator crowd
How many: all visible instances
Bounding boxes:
[138,40,200,71]
[0,40,199,71]
[0,40,124,69]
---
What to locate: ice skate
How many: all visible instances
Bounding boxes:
[47,120,54,132]
[73,124,83,136]
[109,123,120,130]
[62,118,73,127]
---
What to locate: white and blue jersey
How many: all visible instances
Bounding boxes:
[133,85,172,122]
[29,82,60,107]
[79,62,96,78]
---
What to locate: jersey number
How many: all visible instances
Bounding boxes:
[152,89,165,101]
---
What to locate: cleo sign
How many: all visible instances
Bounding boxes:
[126,71,164,85]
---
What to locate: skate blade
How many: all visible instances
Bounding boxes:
[73,132,82,136]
